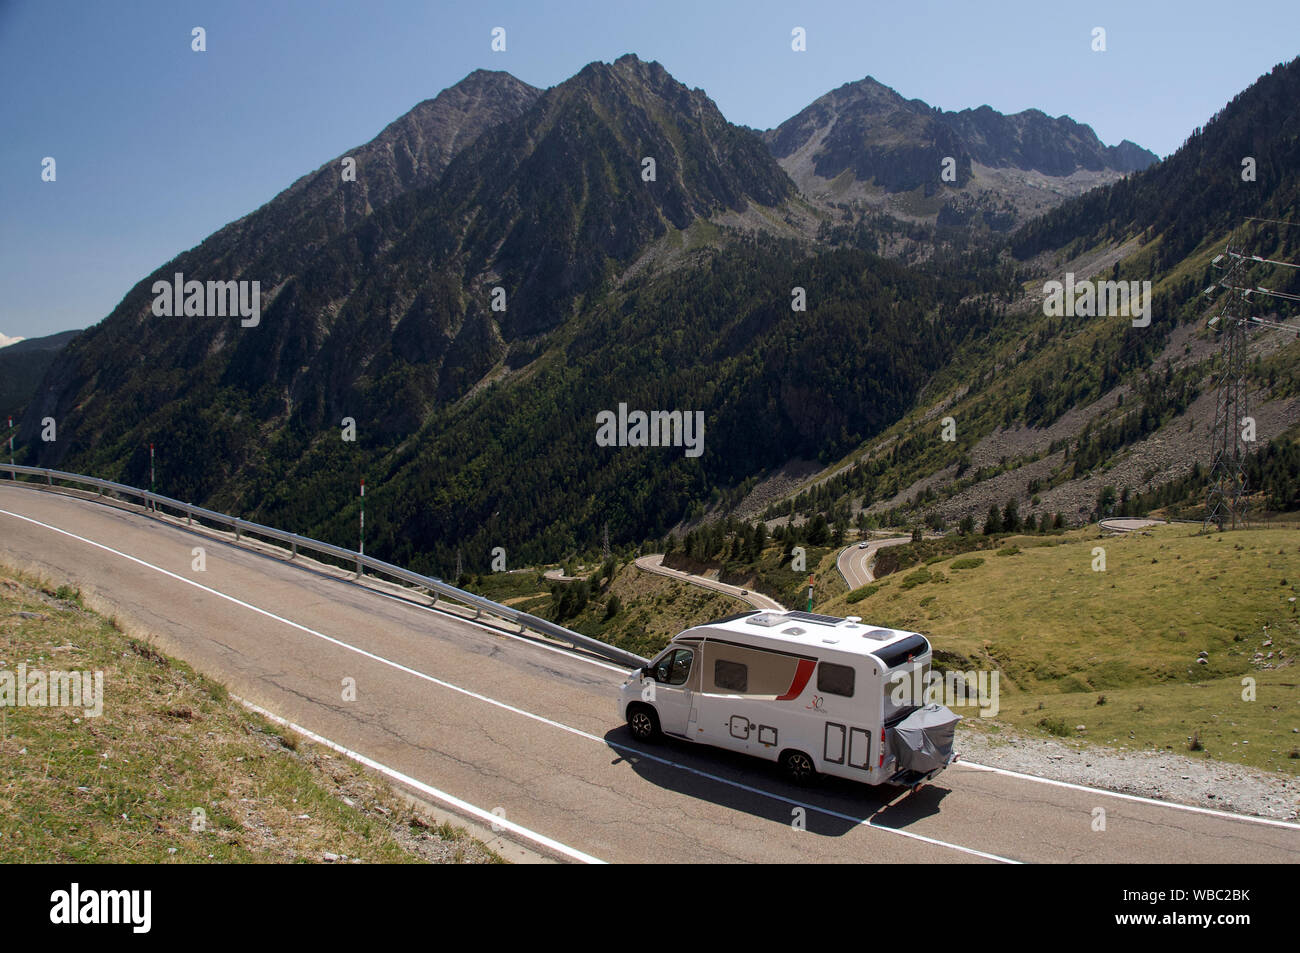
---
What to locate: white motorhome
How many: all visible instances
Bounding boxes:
[618,609,960,788]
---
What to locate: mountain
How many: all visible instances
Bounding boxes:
[427,55,794,336]
[189,69,542,288]
[763,76,1158,230]
[20,56,797,514]
[18,69,545,477]
[0,329,80,419]
[16,54,1299,576]
[1011,58,1300,270]
[762,57,1300,536]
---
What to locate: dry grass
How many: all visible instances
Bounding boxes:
[819,525,1300,774]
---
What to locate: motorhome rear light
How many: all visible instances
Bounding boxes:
[879,727,886,767]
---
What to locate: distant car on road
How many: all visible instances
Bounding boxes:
[858,541,869,549]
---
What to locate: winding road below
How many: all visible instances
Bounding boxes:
[836,536,913,590]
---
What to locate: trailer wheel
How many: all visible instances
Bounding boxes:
[780,749,817,785]
[627,704,661,743]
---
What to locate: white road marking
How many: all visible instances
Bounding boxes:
[1,505,1018,863]
[234,696,604,864]
[955,760,1300,831]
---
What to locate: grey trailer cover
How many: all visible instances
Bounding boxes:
[891,704,961,774]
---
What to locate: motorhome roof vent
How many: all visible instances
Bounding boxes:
[744,613,787,627]
[781,627,807,637]
[861,628,896,641]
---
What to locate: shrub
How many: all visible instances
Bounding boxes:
[54,584,82,605]
[899,569,932,590]
[1038,716,1072,738]
[846,584,880,604]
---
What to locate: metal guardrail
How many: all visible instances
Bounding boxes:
[1,463,649,669]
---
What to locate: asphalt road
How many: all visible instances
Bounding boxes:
[633,554,785,611]
[836,536,913,590]
[1099,518,1167,533]
[2,482,1298,864]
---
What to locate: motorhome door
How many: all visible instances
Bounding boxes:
[649,644,696,737]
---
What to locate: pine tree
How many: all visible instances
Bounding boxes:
[983,504,1003,535]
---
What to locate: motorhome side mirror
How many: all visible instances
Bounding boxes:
[641,665,654,679]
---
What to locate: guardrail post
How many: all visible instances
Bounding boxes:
[234,524,240,541]
[291,540,297,559]
[186,506,192,526]
[45,470,51,486]
[356,555,363,576]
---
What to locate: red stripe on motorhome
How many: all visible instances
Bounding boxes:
[777,658,816,701]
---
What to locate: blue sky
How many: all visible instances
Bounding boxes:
[1,0,1296,339]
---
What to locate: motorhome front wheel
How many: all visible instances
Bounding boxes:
[628,705,661,743]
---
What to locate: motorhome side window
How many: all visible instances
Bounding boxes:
[817,662,855,697]
[654,648,693,686]
[713,658,748,692]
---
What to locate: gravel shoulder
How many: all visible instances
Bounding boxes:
[958,720,1300,822]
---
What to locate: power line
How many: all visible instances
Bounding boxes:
[1226,250,1300,270]
[1208,314,1300,333]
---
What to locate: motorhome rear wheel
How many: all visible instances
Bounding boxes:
[780,749,817,785]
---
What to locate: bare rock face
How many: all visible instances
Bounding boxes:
[763,75,1158,228]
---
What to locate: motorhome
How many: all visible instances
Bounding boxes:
[618,609,960,788]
